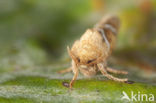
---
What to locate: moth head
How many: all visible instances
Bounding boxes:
[67,46,80,65]
[67,47,103,66]
[67,28,108,66]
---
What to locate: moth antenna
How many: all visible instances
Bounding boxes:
[104,24,117,35]
[98,28,110,51]
[67,46,79,65]
[94,15,120,34]
[94,15,120,53]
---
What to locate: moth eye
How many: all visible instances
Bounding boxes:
[87,59,95,64]
[77,58,80,62]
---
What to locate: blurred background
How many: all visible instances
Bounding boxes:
[0,0,156,80]
[0,0,156,102]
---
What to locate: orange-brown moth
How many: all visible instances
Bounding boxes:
[59,15,129,89]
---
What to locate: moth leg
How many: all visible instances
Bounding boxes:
[106,67,128,75]
[57,67,72,74]
[69,69,78,89]
[69,60,79,89]
[97,63,128,82]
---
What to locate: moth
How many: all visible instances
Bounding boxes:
[59,15,129,89]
